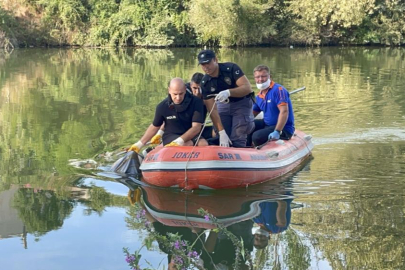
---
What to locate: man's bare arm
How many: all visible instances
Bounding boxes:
[275,104,289,131]
[228,75,252,97]
[178,122,203,142]
[139,124,161,145]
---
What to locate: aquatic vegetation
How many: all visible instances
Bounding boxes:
[123,203,205,270]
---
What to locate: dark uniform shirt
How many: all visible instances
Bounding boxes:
[153,92,205,145]
[186,82,207,117]
[201,62,248,103]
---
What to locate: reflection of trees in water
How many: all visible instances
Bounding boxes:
[282,228,311,270]
[253,228,310,270]
[0,48,198,186]
[11,185,130,235]
[80,185,131,216]
[292,196,405,270]
[12,188,74,236]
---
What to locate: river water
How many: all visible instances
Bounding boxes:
[0,47,404,270]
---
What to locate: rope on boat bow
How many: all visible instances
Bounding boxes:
[182,101,217,190]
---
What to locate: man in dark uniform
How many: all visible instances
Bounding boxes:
[198,49,254,148]
[128,78,208,153]
[186,72,217,141]
[150,73,216,145]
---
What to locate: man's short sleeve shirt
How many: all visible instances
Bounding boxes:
[253,82,295,135]
[201,62,245,101]
[152,94,205,137]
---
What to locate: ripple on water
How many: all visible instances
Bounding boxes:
[314,127,405,145]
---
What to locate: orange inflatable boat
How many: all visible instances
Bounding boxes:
[139,130,313,190]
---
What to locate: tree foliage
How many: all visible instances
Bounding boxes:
[369,0,405,45]
[35,0,88,45]
[287,0,375,45]
[0,6,20,48]
[188,0,276,47]
[1,0,405,47]
[1,1,405,48]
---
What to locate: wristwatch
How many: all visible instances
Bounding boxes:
[276,130,282,135]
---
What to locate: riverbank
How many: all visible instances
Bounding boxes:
[1,0,404,49]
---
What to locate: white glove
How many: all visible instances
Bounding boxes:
[129,141,144,153]
[215,90,230,103]
[166,137,184,147]
[219,130,231,147]
[173,137,185,146]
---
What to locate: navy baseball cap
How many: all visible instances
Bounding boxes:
[198,49,216,64]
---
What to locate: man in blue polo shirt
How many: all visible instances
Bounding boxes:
[251,65,295,146]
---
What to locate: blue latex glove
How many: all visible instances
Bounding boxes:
[268,130,280,141]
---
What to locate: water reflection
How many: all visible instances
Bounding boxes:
[12,187,74,236]
[138,185,284,229]
[1,47,405,270]
[122,168,301,270]
[0,183,89,249]
[253,198,293,250]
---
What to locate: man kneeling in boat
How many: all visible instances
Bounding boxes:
[149,72,217,145]
[128,78,208,153]
[250,65,295,146]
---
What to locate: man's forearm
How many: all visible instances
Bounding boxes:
[276,114,288,131]
[276,201,287,226]
[179,124,202,142]
[230,76,252,97]
[275,106,289,131]
[140,124,160,144]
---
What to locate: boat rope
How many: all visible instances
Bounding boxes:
[182,102,217,190]
[296,132,313,153]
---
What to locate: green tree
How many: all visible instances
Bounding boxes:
[188,0,275,46]
[367,0,405,45]
[87,0,192,47]
[35,0,88,45]
[0,6,19,48]
[287,0,375,45]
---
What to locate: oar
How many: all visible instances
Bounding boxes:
[256,86,306,150]
[289,86,306,95]
[205,86,306,124]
